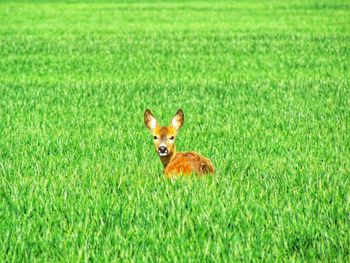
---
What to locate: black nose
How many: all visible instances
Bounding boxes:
[158,146,168,153]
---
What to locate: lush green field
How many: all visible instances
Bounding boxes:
[1,0,350,261]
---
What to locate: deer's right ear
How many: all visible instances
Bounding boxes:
[144,109,158,130]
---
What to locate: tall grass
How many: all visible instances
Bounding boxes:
[0,0,349,261]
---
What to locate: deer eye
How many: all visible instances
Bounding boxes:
[169,136,175,140]
[153,136,158,140]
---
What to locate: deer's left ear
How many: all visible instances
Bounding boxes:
[171,109,184,131]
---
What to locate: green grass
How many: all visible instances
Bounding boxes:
[0,0,350,261]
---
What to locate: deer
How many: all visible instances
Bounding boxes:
[144,109,214,178]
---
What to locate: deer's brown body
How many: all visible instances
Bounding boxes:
[162,152,214,178]
[144,109,214,177]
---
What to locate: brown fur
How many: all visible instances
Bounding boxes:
[163,152,214,178]
[144,109,214,178]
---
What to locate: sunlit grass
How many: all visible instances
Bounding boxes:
[0,0,349,261]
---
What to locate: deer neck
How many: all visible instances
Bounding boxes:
[160,149,176,168]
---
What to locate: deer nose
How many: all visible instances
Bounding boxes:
[158,146,168,154]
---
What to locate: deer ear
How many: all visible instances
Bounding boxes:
[144,109,158,130]
[171,109,184,131]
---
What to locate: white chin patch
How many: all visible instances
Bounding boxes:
[158,152,168,157]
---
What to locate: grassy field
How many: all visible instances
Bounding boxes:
[1,0,350,261]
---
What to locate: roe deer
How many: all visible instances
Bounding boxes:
[144,109,214,177]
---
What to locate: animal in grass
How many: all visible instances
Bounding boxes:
[144,109,214,178]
